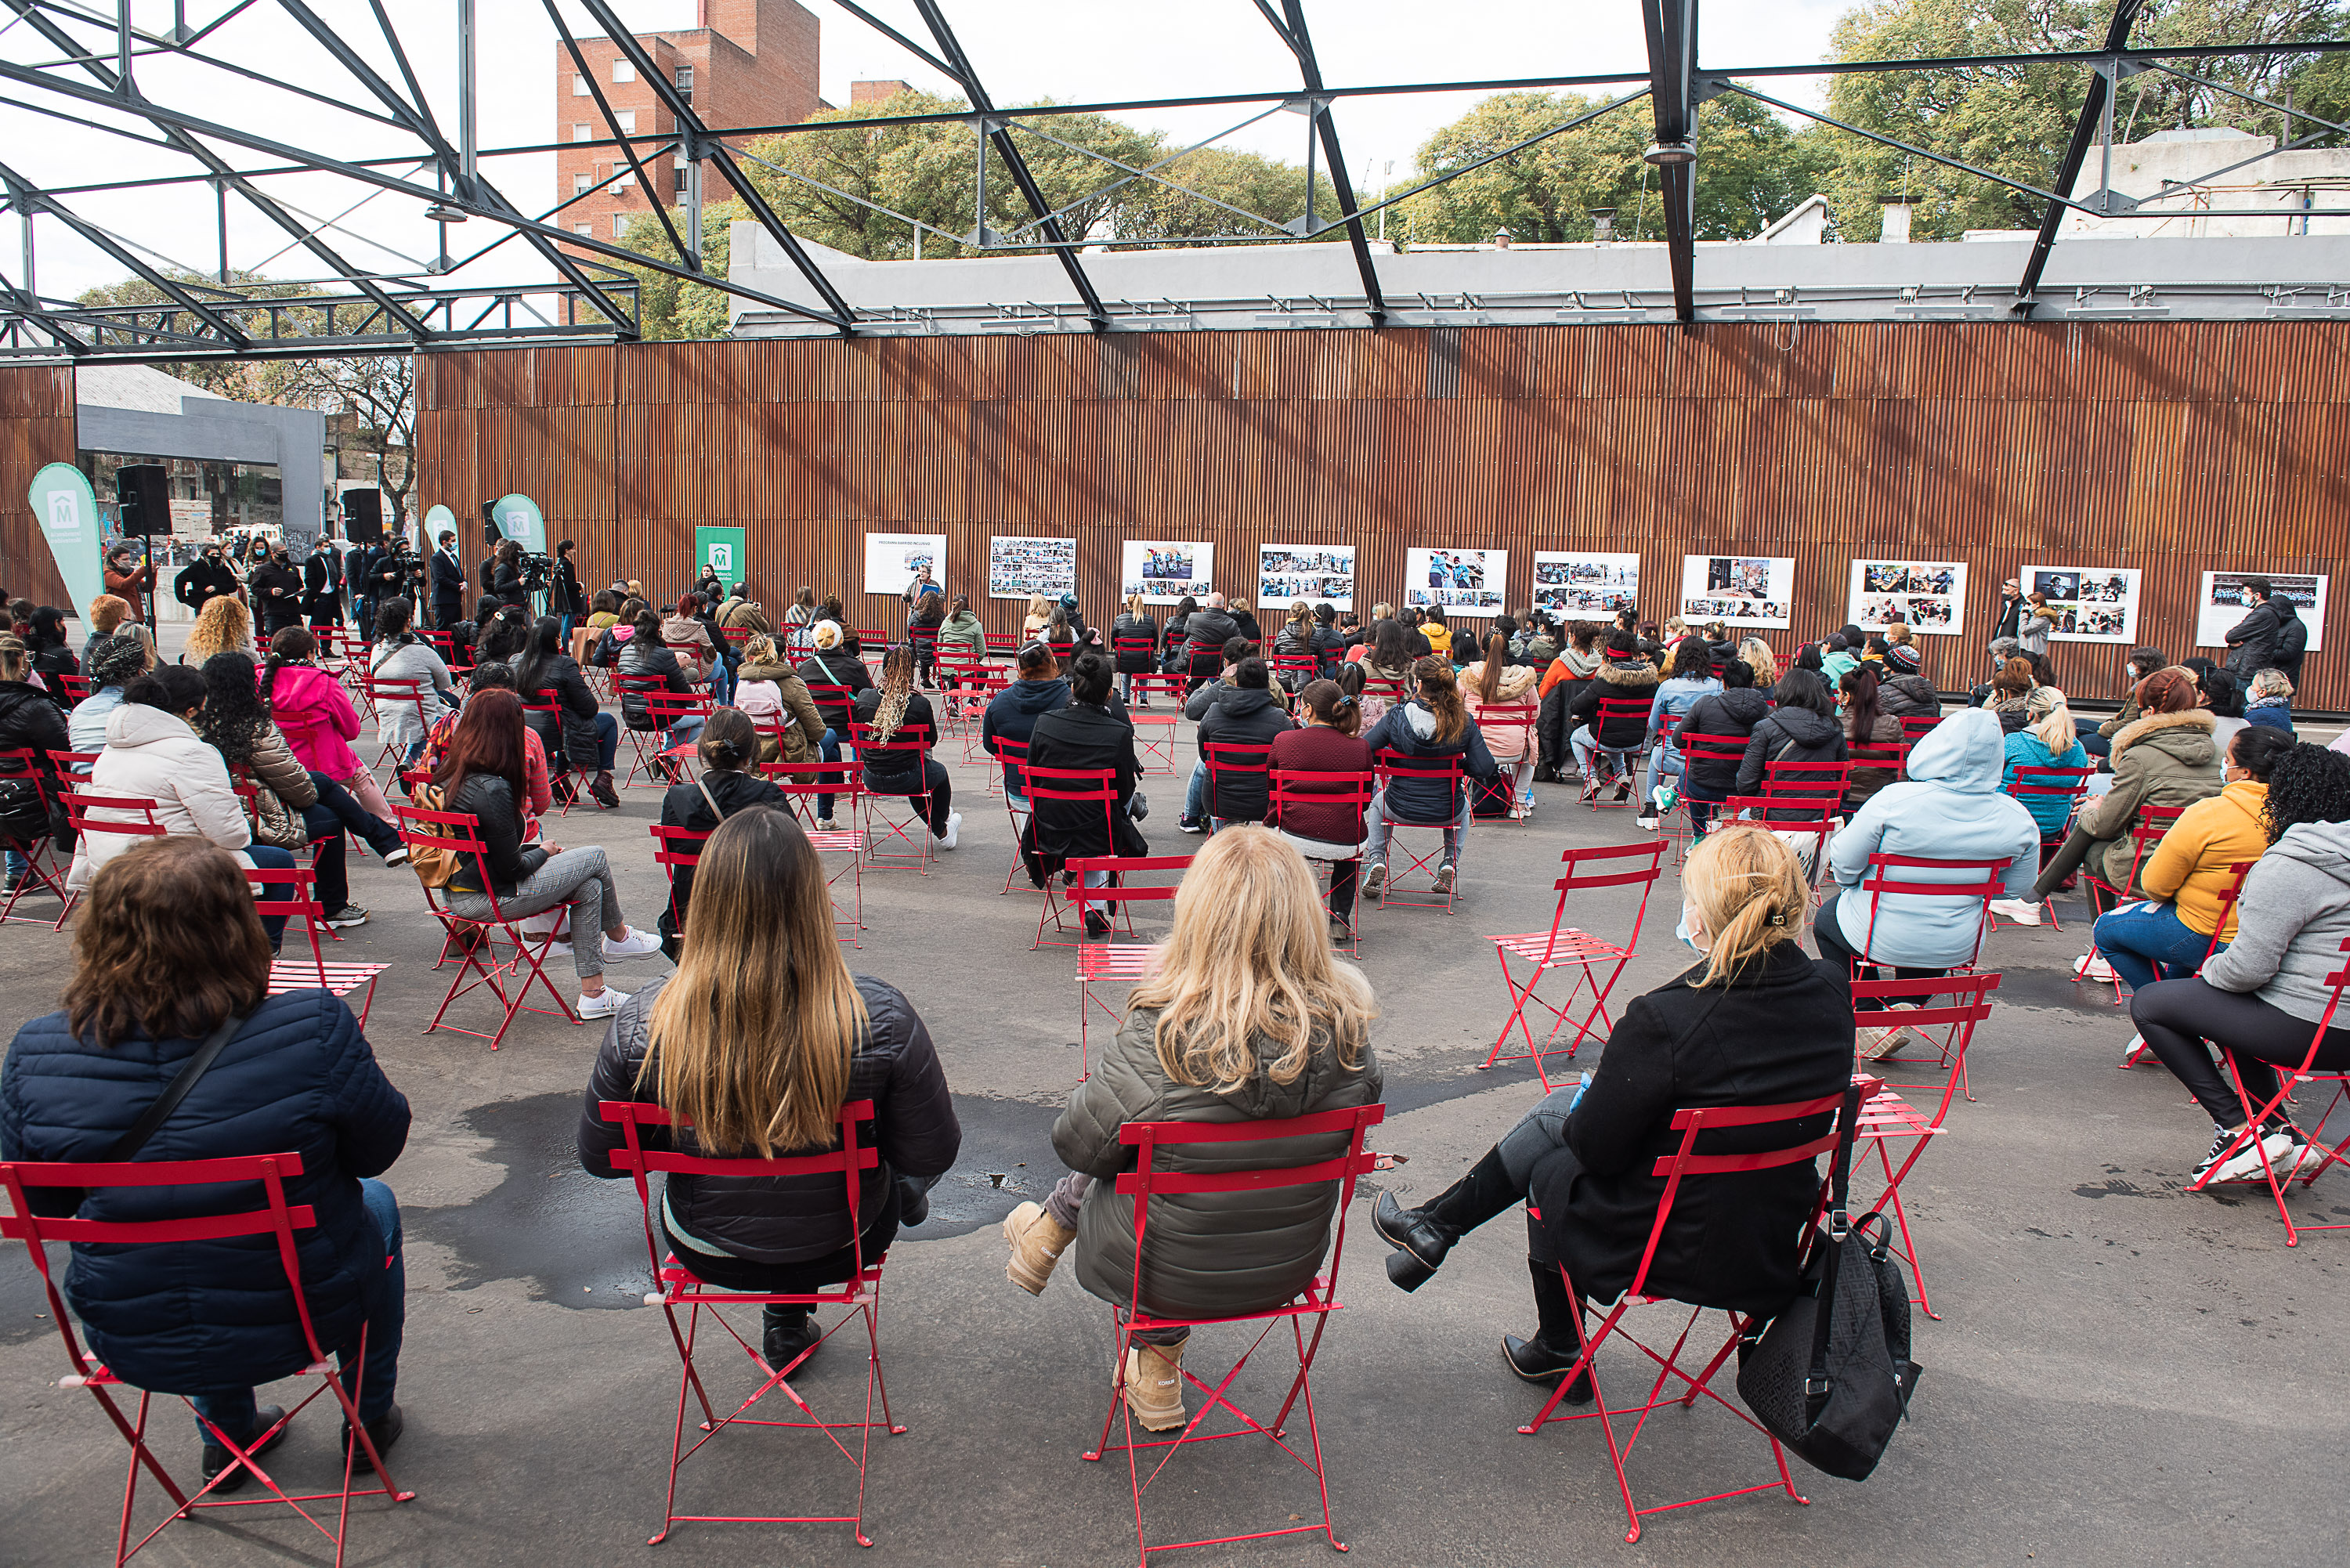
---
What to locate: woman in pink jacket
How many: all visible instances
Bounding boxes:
[262,627,397,829]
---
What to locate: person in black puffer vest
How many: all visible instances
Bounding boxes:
[578,808,960,1371]
[1561,630,1659,802]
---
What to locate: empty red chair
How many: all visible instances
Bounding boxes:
[1485,842,1668,1089]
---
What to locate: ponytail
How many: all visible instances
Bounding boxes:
[1683,826,1807,988]
[263,625,316,709]
[1415,656,1467,745]
[1476,632,1508,704]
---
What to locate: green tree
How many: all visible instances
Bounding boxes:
[1816,0,2348,241]
[73,269,324,397]
[611,198,741,341]
[1398,90,1832,244]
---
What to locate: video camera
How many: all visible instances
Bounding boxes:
[480,499,551,591]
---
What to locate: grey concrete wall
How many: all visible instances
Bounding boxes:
[77,397,329,550]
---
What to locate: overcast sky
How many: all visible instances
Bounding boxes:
[0,0,1853,303]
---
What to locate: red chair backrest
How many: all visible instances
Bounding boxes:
[1848,742,1908,779]
[1021,766,1119,846]
[1477,701,1538,739]
[759,759,862,822]
[396,802,517,917]
[985,631,1021,655]
[57,674,89,706]
[1762,758,1852,801]
[1850,971,2001,1121]
[1067,854,1192,924]
[47,747,99,775]
[1675,732,1752,770]
[1593,695,1650,744]
[1267,768,1376,844]
[1113,636,1155,659]
[1898,714,1941,742]
[0,746,50,792]
[251,862,332,975]
[2008,765,2095,812]
[1202,740,1274,819]
[60,789,166,841]
[1528,840,1668,959]
[1856,853,2012,970]
[850,721,932,760]
[1372,747,1466,822]
[1628,1091,1850,1299]
[909,625,938,652]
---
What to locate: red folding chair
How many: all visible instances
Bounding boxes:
[52,789,169,930]
[1068,854,1191,1077]
[1368,749,1466,914]
[1847,740,1911,789]
[1897,714,1942,744]
[1655,732,1749,862]
[0,748,69,924]
[598,1098,902,1547]
[0,1152,414,1567]
[1848,973,2001,1317]
[1113,635,1158,692]
[649,823,710,944]
[1270,768,1376,957]
[1851,854,2012,977]
[1201,740,1273,830]
[360,675,428,777]
[849,721,938,875]
[992,736,1039,892]
[2118,862,2252,1067]
[984,630,1021,660]
[2002,764,2096,930]
[1485,842,1668,1089]
[255,865,390,1028]
[2079,801,2186,943]
[519,691,579,815]
[1082,1104,1386,1565]
[1584,698,1650,805]
[2189,935,2350,1245]
[1126,676,1186,772]
[758,763,868,943]
[1519,1089,1853,1543]
[396,803,577,1050]
[907,623,939,676]
[1267,654,1319,699]
[1021,766,1121,948]
[57,671,89,706]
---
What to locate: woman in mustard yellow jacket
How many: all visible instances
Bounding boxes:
[2090,726,2291,994]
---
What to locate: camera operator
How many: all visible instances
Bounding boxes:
[366,538,418,641]
[429,529,468,628]
[490,540,545,609]
[551,539,584,644]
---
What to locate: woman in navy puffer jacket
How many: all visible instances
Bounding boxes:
[1,836,411,1486]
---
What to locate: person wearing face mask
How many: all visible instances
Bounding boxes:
[1368,826,1853,1400]
[173,542,241,616]
[248,543,304,636]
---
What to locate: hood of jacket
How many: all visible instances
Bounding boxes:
[2111,706,2216,761]
[1881,674,1940,714]
[1213,686,1283,724]
[1701,688,1772,728]
[1904,706,2005,792]
[2268,819,2350,885]
[2270,592,2303,623]
[944,609,983,634]
[1595,657,1658,688]
[1003,676,1072,715]
[105,701,197,752]
[1762,703,1844,751]
[1466,662,1538,703]
[268,662,340,706]
[737,657,798,683]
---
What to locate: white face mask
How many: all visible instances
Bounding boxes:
[1675,901,1711,956]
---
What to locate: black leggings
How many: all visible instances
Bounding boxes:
[2032,826,2110,902]
[1810,890,1949,1010]
[2131,977,2350,1126]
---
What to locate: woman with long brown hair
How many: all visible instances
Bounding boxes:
[578,808,960,1369]
[429,688,660,1018]
[851,642,960,849]
[3,836,414,1480]
[1000,828,1382,1431]
[1462,628,1540,814]
[1358,656,1500,898]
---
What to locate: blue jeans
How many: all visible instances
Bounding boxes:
[2094,901,2224,993]
[591,710,620,771]
[704,659,732,706]
[667,711,707,752]
[1363,788,1472,869]
[244,844,298,946]
[191,1179,403,1437]
[817,727,845,820]
[1183,761,1209,825]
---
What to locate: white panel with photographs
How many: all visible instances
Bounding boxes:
[1847,558,1967,637]
[2194,571,2328,653]
[1257,543,1356,612]
[2021,565,2140,641]
[863,531,946,597]
[1532,551,1639,620]
[1120,540,1215,605]
[1679,553,1794,628]
[1404,547,1507,611]
[987,534,1076,601]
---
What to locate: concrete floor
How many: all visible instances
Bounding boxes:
[5,659,2348,1568]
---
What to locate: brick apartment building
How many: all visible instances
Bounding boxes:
[553,0,825,254]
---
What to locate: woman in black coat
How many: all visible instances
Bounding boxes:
[1369,826,1853,1397]
[1109,594,1159,705]
[577,809,959,1368]
[515,616,620,807]
[1021,652,1146,924]
[25,606,79,704]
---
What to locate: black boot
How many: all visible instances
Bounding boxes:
[1503,1258,1593,1404]
[201,1404,291,1493]
[1372,1148,1520,1292]
[761,1306,819,1371]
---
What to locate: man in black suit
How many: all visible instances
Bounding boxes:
[249,542,304,635]
[302,538,344,628]
[428,529,467,629]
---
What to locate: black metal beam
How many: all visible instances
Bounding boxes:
[543,0,692,272]
[573,0,858,334]
[2016,0,2147,313]
[908,0,1109,334]
[1642,0,1699,326]
[0,161,250,345]
[3,0,438,341]
[1271,1,1386,326]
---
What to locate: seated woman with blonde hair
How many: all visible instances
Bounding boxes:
[579,808,960,1370]
[1000,829,1383,1432]
[1370,826,1852,1400]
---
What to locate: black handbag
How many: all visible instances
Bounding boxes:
[1735,1081,1922,1481]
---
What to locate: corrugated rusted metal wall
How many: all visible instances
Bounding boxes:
[0,366,75,607]
[414,321,2350,706]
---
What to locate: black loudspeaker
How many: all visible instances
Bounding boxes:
[116,464,170,536]
[479,500,501,547]
[342,488,384,542]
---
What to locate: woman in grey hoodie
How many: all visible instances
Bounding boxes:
[2133,744,2350,1187]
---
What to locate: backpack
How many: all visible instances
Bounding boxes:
[1470,771,1515,819]
[403,779,459,890]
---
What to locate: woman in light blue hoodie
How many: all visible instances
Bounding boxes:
[1815,706,2041,990]
[1636,638,1720,829]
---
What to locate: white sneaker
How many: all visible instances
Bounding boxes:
[2120,1031,2149,1066]
[1990,898,2043,927]
[2204,1123,2312,1185]
[815,818,837,832]
[937,810,962,851]
[2073,952,2117,983]
[577,986,631,1021]
[602,928,663,961]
